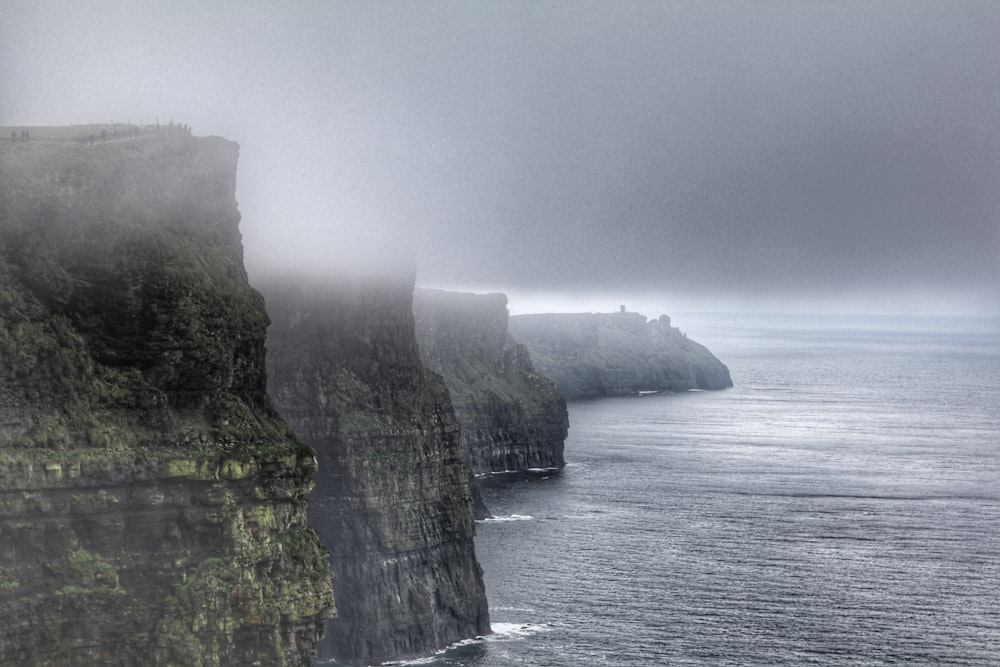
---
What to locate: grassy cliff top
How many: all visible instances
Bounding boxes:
[2,123,189,142]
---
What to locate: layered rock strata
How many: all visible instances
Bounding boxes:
[509,310,733,400]
[262,276,490,665]
[413,288,568,475]
[0,134,333,666]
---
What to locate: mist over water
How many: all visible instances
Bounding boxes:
[408,313,1000,666]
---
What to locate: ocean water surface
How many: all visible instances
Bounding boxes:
[410,313,1000,666]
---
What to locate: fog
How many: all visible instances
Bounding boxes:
[2,1,998,316]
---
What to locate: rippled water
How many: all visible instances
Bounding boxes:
[412,313,1000,666]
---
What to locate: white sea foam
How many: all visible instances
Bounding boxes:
[478,514,534,523]
[379,637,481,665]
[376,622,552,665]
[480,468,560,477]
[488,622,554,639]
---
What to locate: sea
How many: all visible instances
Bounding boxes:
[400,312,1000,666]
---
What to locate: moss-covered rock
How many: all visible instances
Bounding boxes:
[0,134,289,463]
[0,133,333,665]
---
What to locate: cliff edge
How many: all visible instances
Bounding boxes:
[263,276,490,665]
[413,288,567,475]
[0,134,333,665]
[509,310,733,400]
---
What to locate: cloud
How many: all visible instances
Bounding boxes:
[2,1,998,315]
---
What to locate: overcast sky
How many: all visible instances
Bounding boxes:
[2,1,998,316]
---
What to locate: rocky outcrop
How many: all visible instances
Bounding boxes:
[413,289,567,475]
[0,134,333,666]
[509,310,733,400]
[262,276,490,665]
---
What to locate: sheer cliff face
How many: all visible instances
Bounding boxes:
[413,289,568,475]
[0,136,333,666]
[508,311,734,400]
[262,277,490,665]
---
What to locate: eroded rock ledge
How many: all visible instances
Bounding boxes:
[262,276,490,665]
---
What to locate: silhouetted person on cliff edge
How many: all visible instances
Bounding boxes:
[89,133,95,146]
[9,130,15,143]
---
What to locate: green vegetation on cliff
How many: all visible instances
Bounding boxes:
[0,134,294,464]
[0,132,333,666]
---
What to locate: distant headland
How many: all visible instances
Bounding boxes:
[509,307,733,400]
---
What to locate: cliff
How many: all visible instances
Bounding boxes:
[0,134,333,665]
[412,289,567,476]
[508,310,733,400]
[262,276,490,665]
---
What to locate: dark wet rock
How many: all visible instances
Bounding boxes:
[413,289,568,477]
[262,276,490,666]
